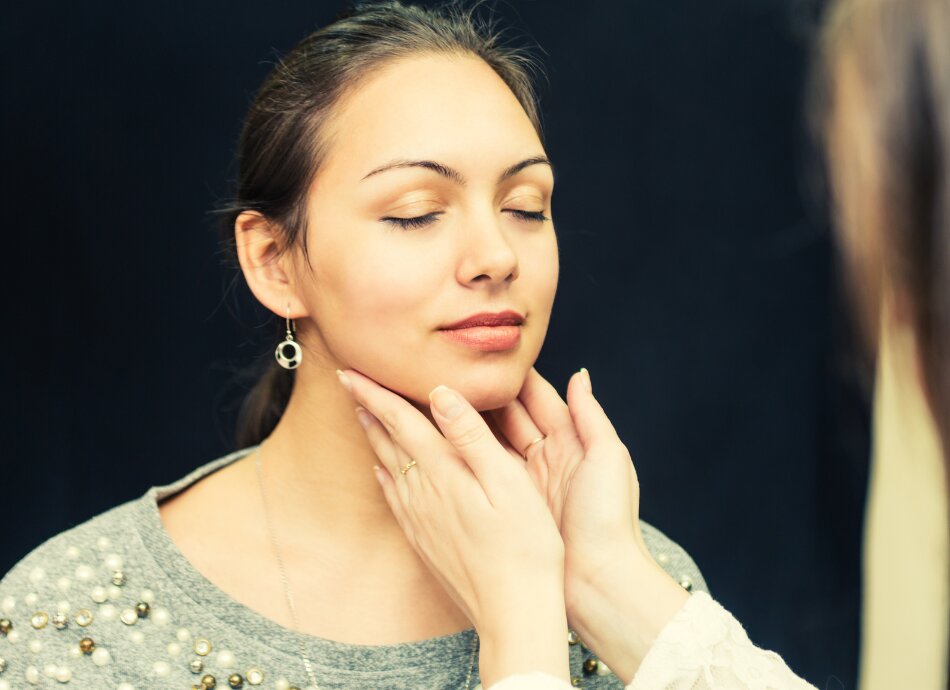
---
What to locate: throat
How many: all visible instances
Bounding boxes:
[159,451,473,645]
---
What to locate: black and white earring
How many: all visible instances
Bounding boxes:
[275,305,302,370]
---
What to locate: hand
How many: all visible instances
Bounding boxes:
[490,368,650,587]
[337,368,571,686]
[490,367,688,682]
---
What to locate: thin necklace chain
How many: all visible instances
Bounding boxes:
[253,445,479,689]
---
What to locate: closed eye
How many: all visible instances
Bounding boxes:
[382,209,550,230]
[510,210,549,223]
[382,211,443,230]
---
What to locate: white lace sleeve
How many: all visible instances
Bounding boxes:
[488,593,815,690]
[627,591,817,690]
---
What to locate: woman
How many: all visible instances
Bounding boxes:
[817,0,950,686]
[0,2,714,688]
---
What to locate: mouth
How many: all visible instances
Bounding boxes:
[438,310,524,352]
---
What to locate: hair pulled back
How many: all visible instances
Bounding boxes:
[216,0,547,449]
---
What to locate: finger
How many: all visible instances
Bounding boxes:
[490,397,545,461]
[482,410,527,462]
[340,368,462,484]
[372,464,417,548]
[357,406,416,508]
[565,368,622,452]
[355,406,401,478]
[518,367,578,443]
[428,385,518,497]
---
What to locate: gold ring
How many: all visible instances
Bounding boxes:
[522,436,546,458]
[400,459,417,475]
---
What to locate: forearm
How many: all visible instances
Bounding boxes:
[565,551,689,685]
[478,580,571,688]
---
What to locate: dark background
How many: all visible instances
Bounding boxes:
[2,1,870,687]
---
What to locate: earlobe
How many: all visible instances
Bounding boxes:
[234,210,304,319]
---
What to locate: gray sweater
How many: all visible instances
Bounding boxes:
[0,445,707,689]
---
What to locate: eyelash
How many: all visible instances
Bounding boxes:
[382,209,549,230]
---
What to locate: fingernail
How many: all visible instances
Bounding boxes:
[580,367,592,392]
[336,369,353,392]
[372,465,384,485]
[355,407,373,429]
[430,385,464,419]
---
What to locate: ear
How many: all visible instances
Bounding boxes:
[234,210,308,319]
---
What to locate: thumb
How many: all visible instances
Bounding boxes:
[429,385,515,494]
[566,368,622,454]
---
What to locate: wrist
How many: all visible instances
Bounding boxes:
[478,580,570,688]
[565,548,689,685]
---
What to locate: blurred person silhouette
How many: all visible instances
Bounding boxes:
[816,0,950,688]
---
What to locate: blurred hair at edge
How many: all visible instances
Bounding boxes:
[815,0,950,493]
[215,0,554,449]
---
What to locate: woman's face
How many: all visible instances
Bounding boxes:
[291,53,558,410]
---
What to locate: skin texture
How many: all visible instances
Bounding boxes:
[339,363,689,686]
[220,52,687,686]
[229,52,568,681]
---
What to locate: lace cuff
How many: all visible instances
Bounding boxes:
[627,591,816,690]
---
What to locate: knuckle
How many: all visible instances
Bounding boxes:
[450,421,486,450]
[379,408,401,436]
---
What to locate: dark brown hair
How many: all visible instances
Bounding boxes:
[814,0,950,479]
[216,0,547,449]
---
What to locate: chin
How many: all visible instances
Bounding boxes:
[439,367,528,411]
[360,343,538,410]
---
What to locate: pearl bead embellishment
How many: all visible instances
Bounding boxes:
[3,537,648,690]
[91,647,111,666]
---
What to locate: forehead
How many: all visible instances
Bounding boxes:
[320,53,542,182]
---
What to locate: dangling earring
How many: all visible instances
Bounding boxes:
[275,304,302,370]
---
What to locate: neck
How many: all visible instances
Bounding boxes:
[249,357,507,586]
[236,360,491,638]
[253,363,429,568]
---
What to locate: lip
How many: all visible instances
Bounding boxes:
[438,310,524,352]
[439,325,522,351]
[439,310,525,330]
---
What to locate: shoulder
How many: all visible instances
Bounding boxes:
[2,495,143,591]
[0,495,143,687]
[639,519,709,595]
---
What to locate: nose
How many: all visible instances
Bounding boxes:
[457,212,520,286]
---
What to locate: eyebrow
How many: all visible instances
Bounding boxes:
[360,155,554,185]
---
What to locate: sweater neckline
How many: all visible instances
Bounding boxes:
[133,444,479,675]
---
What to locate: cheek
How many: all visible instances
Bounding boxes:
[529,234,560,310]
[315,241,445,350]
